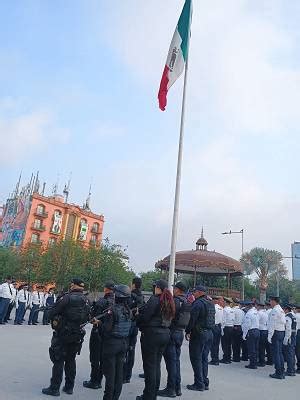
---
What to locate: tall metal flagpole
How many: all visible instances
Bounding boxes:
[168,5,192,290]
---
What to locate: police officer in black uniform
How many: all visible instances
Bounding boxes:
[136,279,175,400]
[283,304,297,376]
[101,284,132,400]
[158,281,191,398]
[185,285,215,392]
[83,280,115,390]
[123,277,144,383]
[42,278,90,396]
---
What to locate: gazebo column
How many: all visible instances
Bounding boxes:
[226,271,230,296]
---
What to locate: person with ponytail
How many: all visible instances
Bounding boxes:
[136,279,175,400]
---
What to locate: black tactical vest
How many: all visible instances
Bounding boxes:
[64,292,90,326]
[198,297,216,329]
[111,304,132,338]
[286,312,297,336]
[173,296,191,330]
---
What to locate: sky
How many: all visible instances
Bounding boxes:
[1,1,300,275]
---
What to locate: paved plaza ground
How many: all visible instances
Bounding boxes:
[0,322,298,400]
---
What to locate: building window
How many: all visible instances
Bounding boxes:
[92,222,99,233]
[31,233,40,243]
[90,234,97,244]
[33,219,42,229]
[37,204,45,216]
[48,237,57,246]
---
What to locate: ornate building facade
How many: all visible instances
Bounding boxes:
[0,174,104,248]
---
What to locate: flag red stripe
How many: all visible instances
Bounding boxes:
[158,65,170,111]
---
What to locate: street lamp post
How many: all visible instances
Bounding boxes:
[222,229,245,300]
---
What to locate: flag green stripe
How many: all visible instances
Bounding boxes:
[177,0,192,62]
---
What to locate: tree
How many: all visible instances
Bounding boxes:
[241,247,285,302]
[140,270,166,292]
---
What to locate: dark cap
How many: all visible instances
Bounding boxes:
[193,285,207,293]
[295,304,300,309]
[243,300,254,306]
[283,303,293,310]
[155,279,168,291]
[104,280,115,290]
[173,281,187,292]
[269,295,280,302]
[211,295,221,300]
[256,302,265,307]
[71,278,85,288]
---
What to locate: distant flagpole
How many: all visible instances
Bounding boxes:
[168,2,192,290]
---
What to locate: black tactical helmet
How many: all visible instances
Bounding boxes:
[114,284,131,298]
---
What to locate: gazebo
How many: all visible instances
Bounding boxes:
[155,230,243,298]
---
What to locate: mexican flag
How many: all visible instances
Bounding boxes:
[158,0,192,111]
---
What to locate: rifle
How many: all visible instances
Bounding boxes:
[80,308,113,329]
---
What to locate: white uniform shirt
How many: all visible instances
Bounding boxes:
[10,286,17,303]
[233,306,244,326]
[283,313,295,345]
[30,291,43,306]
[0,282,13,299]
[295,312,300,332]
[44,293,57,306]
[242,307,259,339]
[222,306,235,328]
[16,289,30,308]
[215,304,223,325]
[258,309,268,331]
[268,304,286,340]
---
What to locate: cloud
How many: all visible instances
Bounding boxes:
[0,98,69,166]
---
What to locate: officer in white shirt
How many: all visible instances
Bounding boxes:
[0,276,13,324]
[295,304,300,374]
[232,299,244,362]
[14,284,30,324]
[28,286,43,325]
[268,295,286,379]
[242,300,259,369]
[209,296,223,365]
[283,304,297,376]
[220,297,235,364]
[4,281,17,323]
[256,302,269,367]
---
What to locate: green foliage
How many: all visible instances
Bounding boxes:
[140,270,166,291]
[267,274,300,304]
[0,239,134,292]
[241,247,284,300]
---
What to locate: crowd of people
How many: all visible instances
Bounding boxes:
[0,276,56,325]
[0,274,300,399]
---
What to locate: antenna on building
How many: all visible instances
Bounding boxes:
[33,171,40,193]
[52,174,60,196]
[83,182,92,211]
[63,172,72,203]
[41,182,46,196]
[14,171,22,198]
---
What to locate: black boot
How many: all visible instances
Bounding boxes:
[83,380,101,389]
[62,386,73,395]
[42,387,60,396]
[157,387,176,398]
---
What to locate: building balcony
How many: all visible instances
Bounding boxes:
[31,224,46,232]
[34,211,48,218]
